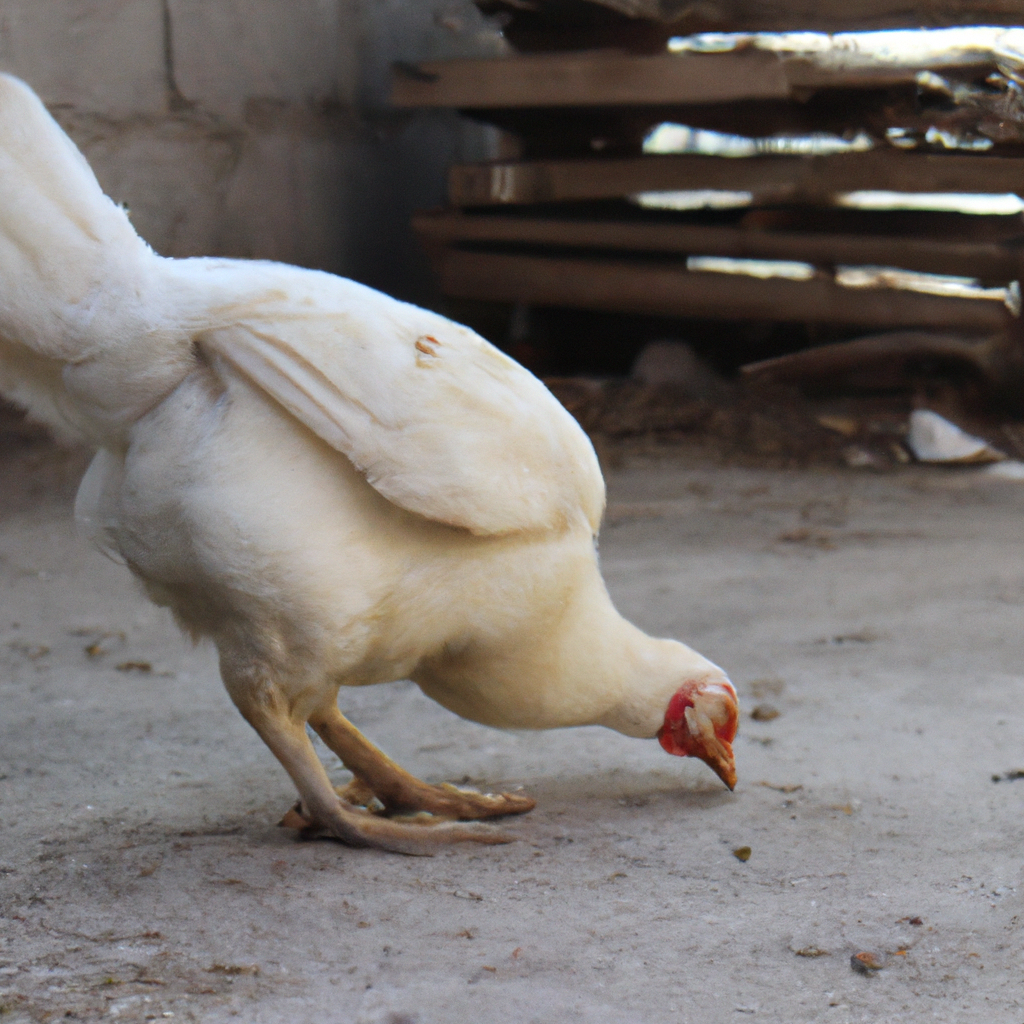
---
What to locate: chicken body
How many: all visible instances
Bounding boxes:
[102,338,700,736]
[0,75,738,853]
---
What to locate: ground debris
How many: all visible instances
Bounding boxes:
[207,963,259,976]
[776,528,835,549]
[794,945,830,958]
[7,641,49,659]
[750,704,780,722]
[817,629,879,645]
[991,769,1024,782]
[546,377,855,469]
[82,631,126,658]
[843,444,888,470]
[732,846,752,862]
[907,409,1006,464]
[548,369,1024,475]
[851,951,884,973]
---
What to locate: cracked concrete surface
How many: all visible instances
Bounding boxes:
[1,447,1023,1023]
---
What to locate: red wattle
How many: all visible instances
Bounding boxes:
[658,689,696,757]
[658,724,688,756]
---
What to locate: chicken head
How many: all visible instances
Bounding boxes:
[657,680,739,790]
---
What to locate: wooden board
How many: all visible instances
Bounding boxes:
[413,210,1020,280]
[477,0,1024,37]
[391,49,985,110]
[448,151,1024,206]
[433,248,1010,330]
[476,94,907,161]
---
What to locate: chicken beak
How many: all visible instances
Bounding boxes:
[702,743,737,791]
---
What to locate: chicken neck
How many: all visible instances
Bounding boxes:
[415,558,724,740]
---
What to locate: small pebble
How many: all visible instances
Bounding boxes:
[750,704,780,722]
[850,951,883,974]
[732,846,752,862]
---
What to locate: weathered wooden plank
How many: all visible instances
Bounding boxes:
[391,49,983,110]
[413,210,1020,279]
[687,0,1024,30]
[689,0,1024,31]
[448,151,1024,206]
[392,51,787,109]
[434,248,1009,330]
[479,0,1024,38]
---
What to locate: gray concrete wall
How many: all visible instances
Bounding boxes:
[0,0,502,303]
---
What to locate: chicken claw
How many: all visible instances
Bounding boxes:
[376,781,535,820]
[432,782,536,819]
[278,798,513,855]
[310,705,536,821]
[225,670,517,855]
[332,777,534,820]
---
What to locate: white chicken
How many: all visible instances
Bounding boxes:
[0,74,738,854]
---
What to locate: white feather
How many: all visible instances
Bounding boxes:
[198,270,604,536]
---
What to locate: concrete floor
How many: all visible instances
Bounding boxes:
[1,452,1023,1023]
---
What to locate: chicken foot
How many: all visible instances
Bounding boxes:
[309,704,536,820]
[223,665,510,855]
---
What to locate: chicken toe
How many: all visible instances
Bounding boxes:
[388,781,536,820]
[333,776,381,810]
[284,794,515,855]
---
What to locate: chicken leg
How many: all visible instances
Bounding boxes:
[222,665,511,855]
[309,704,536,820]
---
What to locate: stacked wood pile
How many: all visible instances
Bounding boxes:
[393,0,1024,364]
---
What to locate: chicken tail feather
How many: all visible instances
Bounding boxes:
[0,73,153,362]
